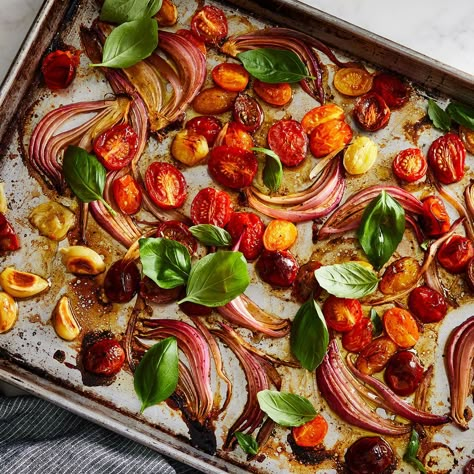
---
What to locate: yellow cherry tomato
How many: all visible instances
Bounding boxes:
[343,136,378,175]
[263,219,298,251]
[334,67,373,97]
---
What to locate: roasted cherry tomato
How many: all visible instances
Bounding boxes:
[323,296,363,332]
[221,122,254,150]
[292,414,328,447]
[333,68,373,97]
[384,350,424,396]
[353,92,391,132]
[292,261,323,303]
[459,125,474,154]
[41,49,80,90]
[112,174,142,215]
[464,459,474,474]
[253,80,292,106]
[191,5,228,45]
[301,103,345,135]
[355,336,398,375]
[185,115,222,147]
[343,136,378,175]
[83,338,125,376]
[155,220,197,255]
[383,308,419,349]
[140,276,181,304]
[208,145,257,189]
[145,162,187,209]
[342,317,373,353]
[179,301,213,317]
[437,234,474,274]
[392,148,427,183]
[408,286,448,323]
[428,132,466,184]
[263,219,298,251]
[0,213,20,252]
[372,73,409,109]
[379,257,420,295]
[345,437,395,474]
[176,29,206,55]
[268,119,308,166]
[233,93,264,133]
[93,124,138,171]
[256,249,299,287]
[212,63,249,92]
[420,195,450,237]
[309,119,353,158]
[104,259,141,303]
[225,211,265,261]
[191,187,233,227]
[192,87,238,115]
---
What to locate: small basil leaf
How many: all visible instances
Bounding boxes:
[427,99,451,132]
[257,390,317,427]
[134,337,179,412]
[92,18,158,69]
[139,237,191,289]
[100,0,163,23]
[189,224,232,247]
[446,102,474,131]
[357,190,405,270]
[369,308,383,337]
[237,48,311,83]
[403,430,426,474]
[253,147,283,192]
[235,432,259,455]
[179,251,250,307]
[314,262,379,299]
[290,298,329,371]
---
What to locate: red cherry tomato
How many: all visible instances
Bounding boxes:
[322,296,363,332]
[355,336,398,375]
[41,49,80,90]
[256,249,299,287]
[253,80,292,106]
[309,119,353,158]
[191,5,228,46]
[112,174,142,215]
[221,122,254,151]
[233,93,264,133]
[383,350,424,396]
[372,73,409,109]
[353,92,391,131]
[267,119,308,167]
[104,259,140,303]
[225,211,265,261]
[83,338,125,376]
[155,220,197,255]
[212,63,249,92]
[392,148,427,183]
[0,213,20,252]
[428,132,466,184]
[208,146,258,189]
[437,234,474,274]
[420,195,451,237]
[345,436,395,474]
[176,29,206,55]
[191,187,233,227]
[408,286,448,323]
[185,115,222,147]
[145,162,187,210]
[342,317,373,353]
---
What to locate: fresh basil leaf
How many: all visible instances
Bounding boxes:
[403,430,426,474]
[314,262,379,299]
[446,102,474,131]
[290,298,329,371]
[427,99,451,132]
[179,251,250,307]
[189,224,232,247]
[92,18,158,68]
[235,432,259,455]
[100,0,163,23]
[257,390,317,427]
[139,237,191,289]
[369,308,383,337]
[357,190,405,270]
[253,147,283,192]
[237,48,311,83]
[134,337,179,413]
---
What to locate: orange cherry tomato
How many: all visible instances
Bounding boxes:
[212,63,249,92]
[353,92,391,131]
[191,5,228,46]
[222,122,254,150]
[322,296,363,332]
[392,148,427,183]
[309,119,353,158]
[420,195,451,237]
[145,162,187,210]
[301,103,345,135]
[437,234,474,274]
[253,79,292,106]
[292,414,328,447]
[333,68,373,97]
[41,49,80,90]
[379,257,420,295]
[112,174,142,215]
[263,219,298,251]
[383,307,419,349]
[342,317,373,353]
[428,132,466,185]
[355,336,398,375]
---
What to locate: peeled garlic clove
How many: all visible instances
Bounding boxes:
[60,246,106,275]
[0,291,18,333]
[0,267,50,298]
[52,296,81,341]
[171,129,209,166]
[29,201,75,241]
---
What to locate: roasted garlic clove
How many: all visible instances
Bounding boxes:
[0,291,18,333]
[29,201,75,241]
[155,0,178,26]
[60,246,106,275]
[52,296,81,341]
[0,267,50,298]
[171,129,209,166]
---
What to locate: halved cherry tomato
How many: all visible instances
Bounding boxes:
[342,317,373,353]
[253,80,292,106]
[41,49,80,90]
[384,350,423,396]
[392,148,427,183]
[355,336,398,375]
[145,162,187,209]
[192,87,237,115]
[353,92,391,131]
[256,249,299,287]
[437,234,474,274]
[428,132,466,184]
[191,5,228,45]
[292,261,323,303]
[225,211,265,260]
[267,119,308,167]
[379,257,420,295]
[208,146,257,189]
[212,63,249,92]
[459,125,474,154]
[0,213,20,251]
[233,93,264,133]
[185,115,222,147]
[190,187,233,227]
[333,68,373,97]
[292,414,328,447]
[221,122,254,150]
[112,174,142,215]
[309,119,353,158]
[301,103,345,135]
[372,73,409,109]
[420,195,450,237]
[263,219,297,251]
[83,338,125,376]
[408,286,448,323]
[322,296,363,332]
[155,220,197,255]
[93,124,138,171]
[176,29,206,55]
[383,307,419,348]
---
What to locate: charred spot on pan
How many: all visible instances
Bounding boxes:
[53,349,66,363]
[287,432,337,466]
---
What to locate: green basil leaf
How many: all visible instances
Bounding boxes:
[179,251,250,307]
[134,337,179,412]
[403,430,426,474]
[235,432,259,455]
[357,190,405,270]
[100,0,163,23]
[237,48,311,83]
[139,237,191,289]
[314,262,379,299]
[257,390,317,427]
[92,18,158,69]
[189,224,232,247]
[290,298,329,371]
[446,102,474,131]
[427,99,451,132]
[253,147,283,192]
[370,308,383,337]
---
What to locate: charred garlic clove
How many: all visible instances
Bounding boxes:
[60,246,106,275]
[0,292,18,333]
[52,296,81,341]
[0,267,50,298]
[29,201,75,241]
[171,129,209,166]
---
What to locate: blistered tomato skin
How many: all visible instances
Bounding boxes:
[191,5,228,45]
[225,212,265,261]
[342,317,373,353]
[267,119,308,167]
[112,174,142,215]
[345,436,395,474]
[372,73,409,109]
[408,286,448,323]
[104,260,141,303]
[420,195,450,237]
[211,63,249,92]
[437,234,474,274]
[253,80,292,106]
[356,336,398,375]
[185,115,222,147]
[192,87,238,115]
[309,119,353,158]
[428,133,466,185]
[353,92,391,132]
[83,339,125,376]
[383,308,419,349]
[256,249,299,288]
[233,93,264,133]
[379,257,420,295]
[292,261,322,303]
[384,350,424,396]
[301,103,345,135]
[41,49,80,90]
[322,296,363,332]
